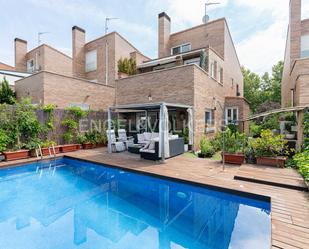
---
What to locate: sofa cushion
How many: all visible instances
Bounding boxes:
[137,133,145,143]
[140,148,155,153]
[144,132,152,141]
[148,141,156,150]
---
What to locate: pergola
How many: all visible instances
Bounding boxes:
[107,102,193,161]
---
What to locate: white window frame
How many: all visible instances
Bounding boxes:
[85,49,97,72]
[225,107,238,125]
[205,109,215,133]
[171,43,191,55]
[27,59,35,73]
[210,62,215,78]
[301,35,309,58]
[218,66,223,83]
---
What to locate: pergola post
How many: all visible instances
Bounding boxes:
[160,103,165,162]
[107,107,112,153]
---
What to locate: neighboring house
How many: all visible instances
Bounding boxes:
[0,62,31,89]
[116,12,248,149]
[15,27,148,109]
[281,0,309,145]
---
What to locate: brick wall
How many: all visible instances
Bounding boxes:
[72,26,86,78]
[167,19,225,59]
[25,45,72,76]
[14,38,27,71]
[116,65,195,106]
[15,71,115,110]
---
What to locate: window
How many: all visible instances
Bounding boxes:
[205,109,215,133]
[236,84,240,96]
[225,107,238,124]
[210,62,215,78]
[27,59,35,73]
[218,66,223,83]
[171,43,191,55]
[301,35,309,58]
[85,50,97,72]
[184,57,200,66]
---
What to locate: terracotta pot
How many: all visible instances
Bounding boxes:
[223,153,244,165]
[82,143,94,149]
[60,144,79,153]
[3,150,30,161]
[256,156,286,167]
[30,146,61,157]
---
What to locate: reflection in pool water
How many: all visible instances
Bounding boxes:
[0,158,271,249]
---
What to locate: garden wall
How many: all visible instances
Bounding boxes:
[36,109,108,144]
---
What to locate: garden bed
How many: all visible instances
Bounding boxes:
[3,150,30,161]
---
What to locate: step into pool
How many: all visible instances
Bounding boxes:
[0,157,271,249]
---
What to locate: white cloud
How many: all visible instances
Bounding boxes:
[234,0,289,74]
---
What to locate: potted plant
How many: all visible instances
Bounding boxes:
[61,106,87,153]
[251,129,287,167]
[222,128,246,165]
[3,98,41,161]
[77,133,94,150]
[29,140,60,157]
[96,129,108,147]
[198,135,215,158]
[0,129,10,161]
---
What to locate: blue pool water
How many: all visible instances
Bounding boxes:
[0,158,271,249]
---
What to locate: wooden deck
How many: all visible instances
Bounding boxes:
[235,164,308,191]
[0,148,308,249]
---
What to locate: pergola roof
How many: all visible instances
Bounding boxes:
[109,102,192,111]
[243,105,308,121]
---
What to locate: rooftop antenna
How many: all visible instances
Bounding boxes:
[203,1,220,24]
[105,17,119,35]
[38,32,50,46]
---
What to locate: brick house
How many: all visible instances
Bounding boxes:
[12,12,248,150]
[281,0,309,145]
[115,13,249,149]
[14,27,147,110]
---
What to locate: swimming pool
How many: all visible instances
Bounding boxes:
[0,157,271,249]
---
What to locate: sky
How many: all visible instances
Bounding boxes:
[1,0,309,75]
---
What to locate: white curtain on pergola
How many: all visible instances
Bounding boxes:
[187,108,193,146]
[159,104,170,160]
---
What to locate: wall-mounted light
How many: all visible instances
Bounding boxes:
[148,92,152,101]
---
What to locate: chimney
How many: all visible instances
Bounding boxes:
[289,0,302,65]
[158,12,171,58]
[14,38,27,72]
[72,26,86,78]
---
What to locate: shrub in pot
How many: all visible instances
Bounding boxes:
[222,128,246,165]
[0,129,9,161]
[61,106,87,152]
[251,129,287,167]
[198,136,215,158]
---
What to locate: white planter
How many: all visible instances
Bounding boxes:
[184,144,188,152]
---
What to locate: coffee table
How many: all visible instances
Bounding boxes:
[128,144,143,154]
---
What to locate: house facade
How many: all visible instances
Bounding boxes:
[15,27,147,109]
[11,12,247,150]
[281,0,309,146]
[116,13,248,149]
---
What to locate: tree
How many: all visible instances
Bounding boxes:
[242,60,283,113]
[0,77,15,104]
